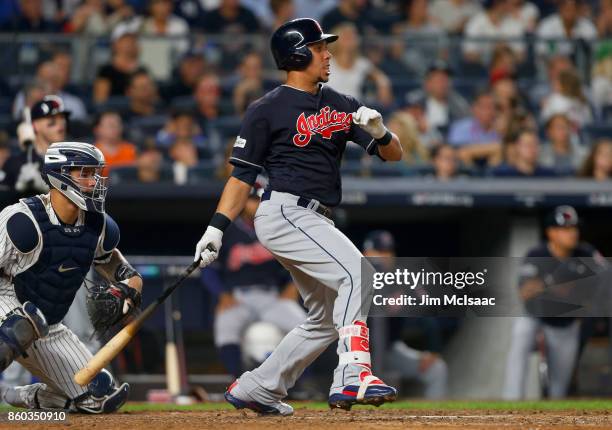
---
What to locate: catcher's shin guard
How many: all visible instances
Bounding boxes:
[0,302,48,371]
[329,321,397,410]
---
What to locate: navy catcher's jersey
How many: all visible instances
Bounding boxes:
[230,84,380,207]
[519,242,607,326]
[215,217,291,292]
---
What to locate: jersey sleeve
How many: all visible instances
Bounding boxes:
[229,102,271,176]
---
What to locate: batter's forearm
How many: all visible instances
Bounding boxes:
[378,133,402,161]
[215,176,252,221]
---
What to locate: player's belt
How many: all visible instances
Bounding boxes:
[261,190,333,220]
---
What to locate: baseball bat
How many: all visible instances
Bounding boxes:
[74,259,201,386]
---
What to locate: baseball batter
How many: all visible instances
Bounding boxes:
[195,18,403,415]
[0,142,142,413]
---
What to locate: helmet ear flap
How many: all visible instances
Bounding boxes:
[285,47,312,71]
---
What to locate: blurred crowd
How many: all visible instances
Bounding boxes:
[0,0,611,188]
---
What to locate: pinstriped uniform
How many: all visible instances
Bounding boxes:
[0,194,112,410]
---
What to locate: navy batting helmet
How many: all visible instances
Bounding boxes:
[270,18,338,71]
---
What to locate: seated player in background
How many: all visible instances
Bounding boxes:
[0,142,142,413]
[362,230,448,399]
[201,180,307,378]
[503,206,608,399]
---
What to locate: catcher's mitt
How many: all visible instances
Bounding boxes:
[86,279,142,335]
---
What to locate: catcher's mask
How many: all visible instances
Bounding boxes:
[43,142,108,213]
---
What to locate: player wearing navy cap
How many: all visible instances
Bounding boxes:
[194,18,402,415]
[1,96,70,195]
[503,206,608,399]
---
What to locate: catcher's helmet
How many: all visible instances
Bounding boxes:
[43,142,108,213]
[270,18,338,71]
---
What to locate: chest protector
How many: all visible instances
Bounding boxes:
[13,197,104,324]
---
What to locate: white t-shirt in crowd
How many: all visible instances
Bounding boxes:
[462,12,526,62]
[327,57,372,100]
[536,14,597,56]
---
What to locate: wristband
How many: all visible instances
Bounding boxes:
[375,130,392,146]
[115,263,141,282]
[210,212,232,232]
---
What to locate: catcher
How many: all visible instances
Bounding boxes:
[0,141,142,413]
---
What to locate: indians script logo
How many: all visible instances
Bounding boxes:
[293,106,352,147]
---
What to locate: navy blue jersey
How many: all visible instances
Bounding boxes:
[229,84,380,207]
[518,242,607,326]
[212,217,291,292]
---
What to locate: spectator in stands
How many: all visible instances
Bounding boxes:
[540,113,587,174]
[173,0,205,28]
[489,42,519,78]
[94,32,143,104]
[52,51,77,93]
[294,0,337,22]
[401,95,445,149]
[137,147,164,183]
[406,61,470,132]
[164,111,202,184]
[431,144,460,180]
[536,0,597,58]
[507,0,540,33]
[448,90,502,166]
[269,0,295,31]
[321,0,371,35]
[386,111,429,165]
[231,52,267,115]
[124,70,162,121]
[327,22,393,107]
[490,69,536,140]
[193,72,224,131]
[462,0,526,65]
[591,43,612,114]
[139,0,189,53]
[200,0,260,33]
[157,109,210,159]
[369,38,416,79]
[199,0,260,70]
[93,111,138,175]
[393,0,446,77]
[578,139,612,180]
[596,0,612,37]
[429,0,482,34]
[67,0,134,35]
[1,0,60,32]
[162,50,206,102]
[12,60,87,121]
[541,68,593,128]
[491,130,557,177]
[529,55,574,109]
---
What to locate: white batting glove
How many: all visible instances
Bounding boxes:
[16,122,35,150]
[194,226,224,268]
[353,106,387,139]
[15,162,48,193]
